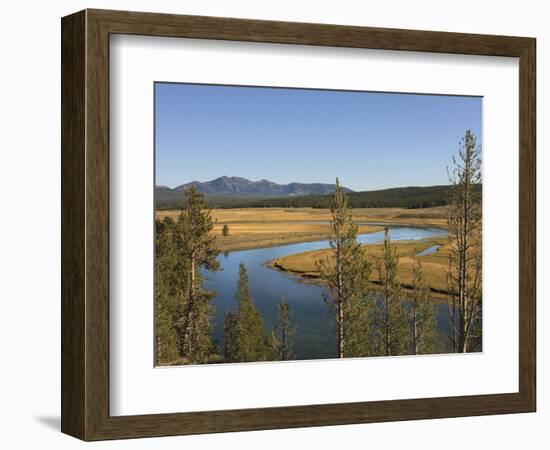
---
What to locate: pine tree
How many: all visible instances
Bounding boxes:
[154,217,181,364]
[373,227,408,356]
[224,262,267,362]
[273,295,295,361]
[446,130,483,353]
[408,256,438,355]
[172,186,220,363]
[317,178,372,358]
[263,331,281,362]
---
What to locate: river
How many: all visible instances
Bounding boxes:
[203,225,449,360]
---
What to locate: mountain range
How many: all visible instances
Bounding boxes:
[156,176,352,200]
[155,180,480,210]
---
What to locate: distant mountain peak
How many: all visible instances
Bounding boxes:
[165,176,352,198]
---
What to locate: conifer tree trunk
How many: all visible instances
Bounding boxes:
[408,256,437,355]
[412,276,418,355]
[335,208,345,358]
[181,254,196,357]
[376,227,407,356]
[172,186,220,363]
[317,178,372,359]
[446,130,482,353]
[274,295,294,361]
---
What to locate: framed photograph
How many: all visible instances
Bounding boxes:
[61,9,536,440]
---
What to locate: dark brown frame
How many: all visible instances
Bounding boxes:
[61,9,536,441]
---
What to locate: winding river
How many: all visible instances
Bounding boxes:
[204,225,449,360]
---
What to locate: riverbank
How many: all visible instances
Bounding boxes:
[156,206,449,252]
[195,222,453,360]
[267,238,452,296]
[213,223,382,252]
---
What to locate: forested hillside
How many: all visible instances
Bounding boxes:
[156,184,481,210]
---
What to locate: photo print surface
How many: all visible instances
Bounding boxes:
[154,82,483,366]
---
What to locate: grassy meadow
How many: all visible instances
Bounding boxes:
[156,206,448,252]
[269,239,451,297]
[155,205,463,299]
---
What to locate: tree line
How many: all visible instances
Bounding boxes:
[156,184,481,211]
[155,130,483,364]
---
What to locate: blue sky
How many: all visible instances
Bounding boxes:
[155,83,482,191]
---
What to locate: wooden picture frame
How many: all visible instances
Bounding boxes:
[61,9,536,441]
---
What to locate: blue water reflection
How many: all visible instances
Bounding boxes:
[203,226,449,360]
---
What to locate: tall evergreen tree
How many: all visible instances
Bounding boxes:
[172,186,220,363]
[446,130,483,353]
[273,295,295,361]
[317,178,372,358]
[155,217,181,364]
[373,227,408,356]
[408,256,438,355]
[224,262,267,362]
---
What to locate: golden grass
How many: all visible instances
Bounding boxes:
[212,223,381,252]
[157,206,449,225]
[156,207,449,251]
[269,239,451,294]
[155,206,481,296]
